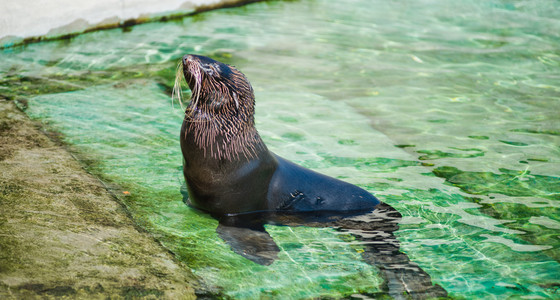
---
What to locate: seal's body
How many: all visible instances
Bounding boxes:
[175,56,449,298]
[179,54,379,216]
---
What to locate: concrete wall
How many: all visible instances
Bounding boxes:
[0,0,253,47]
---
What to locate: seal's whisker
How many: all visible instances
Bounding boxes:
[185,67,203,118]
[172,61,186,111]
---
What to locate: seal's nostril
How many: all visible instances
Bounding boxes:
[182,54,192,65]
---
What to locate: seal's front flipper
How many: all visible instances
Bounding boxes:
[180,182,190,205]
[216,222,280,266]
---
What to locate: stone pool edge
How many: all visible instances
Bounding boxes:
[0,99,199,299]
[0,0,267,49]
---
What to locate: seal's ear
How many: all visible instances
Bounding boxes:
[233,92,240,109]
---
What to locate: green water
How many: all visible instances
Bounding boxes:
[2,0,559,298]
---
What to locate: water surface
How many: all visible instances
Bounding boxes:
[1,0,559,298]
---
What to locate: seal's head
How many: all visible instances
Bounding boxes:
[176,54,264,160]
[179,54,254,115]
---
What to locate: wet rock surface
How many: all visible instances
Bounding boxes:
[0,100,197,299]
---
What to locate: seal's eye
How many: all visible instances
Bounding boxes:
[202,63,229,80]
[201,65,213,76]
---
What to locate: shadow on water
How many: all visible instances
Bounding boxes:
[182,179,448,300]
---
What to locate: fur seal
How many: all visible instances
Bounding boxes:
[177,54,380,216]
[175,55,448,298]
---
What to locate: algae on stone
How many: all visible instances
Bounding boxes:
[0,100,197,299]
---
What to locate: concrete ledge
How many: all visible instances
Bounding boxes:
[0,0,261,48]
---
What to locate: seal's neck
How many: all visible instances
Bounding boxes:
[183,105,266,161]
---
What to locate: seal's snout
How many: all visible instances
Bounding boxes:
[182,55,200,90]
[182,54,196,67]
[182,55,196,75]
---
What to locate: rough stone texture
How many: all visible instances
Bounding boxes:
[0,99,197,299]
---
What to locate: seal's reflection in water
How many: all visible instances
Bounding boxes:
[201,198,448,299]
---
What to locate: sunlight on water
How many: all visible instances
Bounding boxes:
[2,0,559,298]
